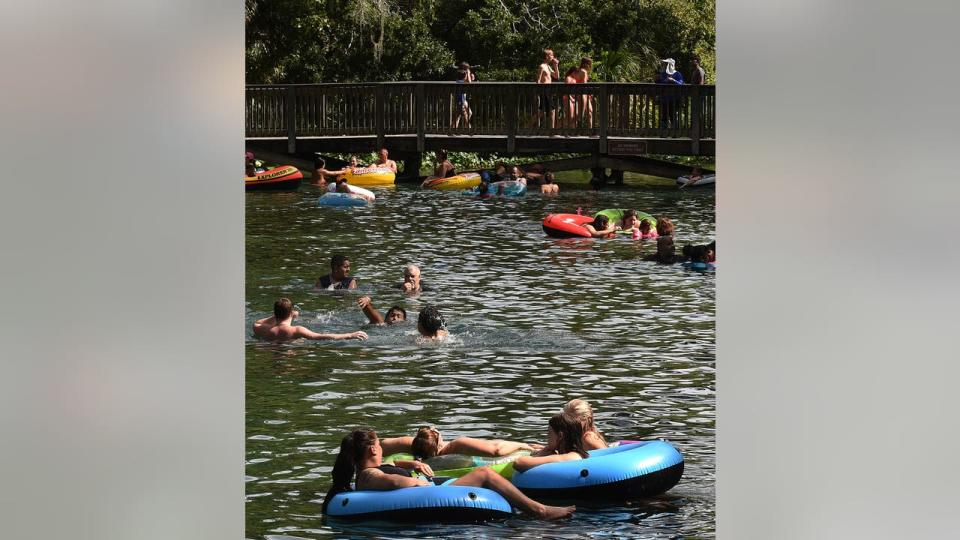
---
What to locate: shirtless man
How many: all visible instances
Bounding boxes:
[253,298,368,342]
[417,305,448,340]
[532,49,560,129]
[398,264,428,294]
[357,296,407,325]
[375,148,398,174]
[315,254,358,290]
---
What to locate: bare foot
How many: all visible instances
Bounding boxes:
[539,504,575,520]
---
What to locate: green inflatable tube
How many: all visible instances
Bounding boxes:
[594,209,657,234]
[384,452,527,479]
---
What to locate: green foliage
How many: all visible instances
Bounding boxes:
[246,0,715,84]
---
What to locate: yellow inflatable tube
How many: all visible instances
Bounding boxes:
[339,167,396,187]
[421,172,482,191]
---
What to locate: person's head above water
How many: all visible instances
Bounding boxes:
[385,306,407,324]
[349,156,358,168]
[639,219,653,233]
[656,216,674,236]
[402,264,422,290]
[436,150,448,162]
[591,214,610,230]
[621,209,638,228]
[330,255,351,278]
[378,148,389,162]
[411,426,443,459]
[273,298,295,321]
[548,413,588,456]
[417,305,446,337]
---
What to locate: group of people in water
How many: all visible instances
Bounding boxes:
[322,398,609,520]
[252,255,448,343]
[580,210,716,265]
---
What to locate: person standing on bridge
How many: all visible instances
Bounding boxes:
[452,62,475,130]
[689,55,706,85]
[532,49,560,129]
[656,58,684,129]
[375,148,398,174]
[574,57,594,127]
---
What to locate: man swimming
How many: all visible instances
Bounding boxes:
[397,264,428,293]
[357,296,406,325]
[417,305,448,340]
[253,298,368,342]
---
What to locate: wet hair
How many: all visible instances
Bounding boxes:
[562,399,607,446]
[273,298,294,320]
[321,428,377,514]
[330,254,349,270]
[580,57,593,71]
[313,156,326,170]
[411,427,440,460]
[639,219,653,233]
[591,214,610,230]
[656,216,675,236]
[478,182,489,195]
[544,171,555,184]
[436,150,447,161]
[682,244,695,260]
[386,306,407,321]
[549,414,588,457]
[417,305,446,336]
[656,235,676,263]
[688,245,710,263]
[622,209,637,224]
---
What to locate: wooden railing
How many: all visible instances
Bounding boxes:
[246,82,715,153]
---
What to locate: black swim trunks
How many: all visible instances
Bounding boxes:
[539,93,555,112]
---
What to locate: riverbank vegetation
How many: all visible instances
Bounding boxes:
[246,0,715,85]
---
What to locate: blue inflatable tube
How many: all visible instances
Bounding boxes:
[462,180,527,197]
[325,484,513,523]
[511,440,683,500]
[682,261,715,271]
[318,193,368,207]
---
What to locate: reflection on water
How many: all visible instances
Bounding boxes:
[247,179,715,538]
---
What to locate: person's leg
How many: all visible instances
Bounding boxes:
[452,466,574,519]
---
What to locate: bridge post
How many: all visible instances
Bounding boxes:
[375,85,385,150]
[506,89,517,153]
[285,86,296,154]
[598,85,609,154]
[690,84,701,155]
[415,83,425,153]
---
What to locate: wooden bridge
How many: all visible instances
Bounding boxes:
[245,82,715,178]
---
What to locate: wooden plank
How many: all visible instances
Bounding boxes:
[286,86,296,153]
[598,85,608,154]
[415,83,425,152]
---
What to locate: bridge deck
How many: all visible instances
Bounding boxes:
[246,82,715,157]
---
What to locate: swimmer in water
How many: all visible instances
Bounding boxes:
[357,296,407,325]
[581,214,619,238]
[514,414,589,471]
[252,298,368,342]
[417,305,448,340]
[315,254,358,290]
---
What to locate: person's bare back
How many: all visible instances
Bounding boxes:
[253,298,368,342]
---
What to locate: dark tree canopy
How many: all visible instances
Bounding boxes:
[246,0,715,84]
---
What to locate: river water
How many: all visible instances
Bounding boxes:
[246,175,715,539]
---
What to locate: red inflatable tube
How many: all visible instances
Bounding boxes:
[542,213,594,238]
[245,166,304,191]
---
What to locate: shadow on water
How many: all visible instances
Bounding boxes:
[247,178,715,538]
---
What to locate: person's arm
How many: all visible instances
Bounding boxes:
[391,460,435,477]
[380,436,414,455]
[513,451,582,472]
[357,296,385,324]
[583,224,618,238]
[294,327,368,340]
[440,437,534,457]
[358,468,429,491]
[347,277,358,290]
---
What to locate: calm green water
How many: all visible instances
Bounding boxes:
[246,176,715,539]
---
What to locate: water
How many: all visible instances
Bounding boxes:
[246,175,715,539]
